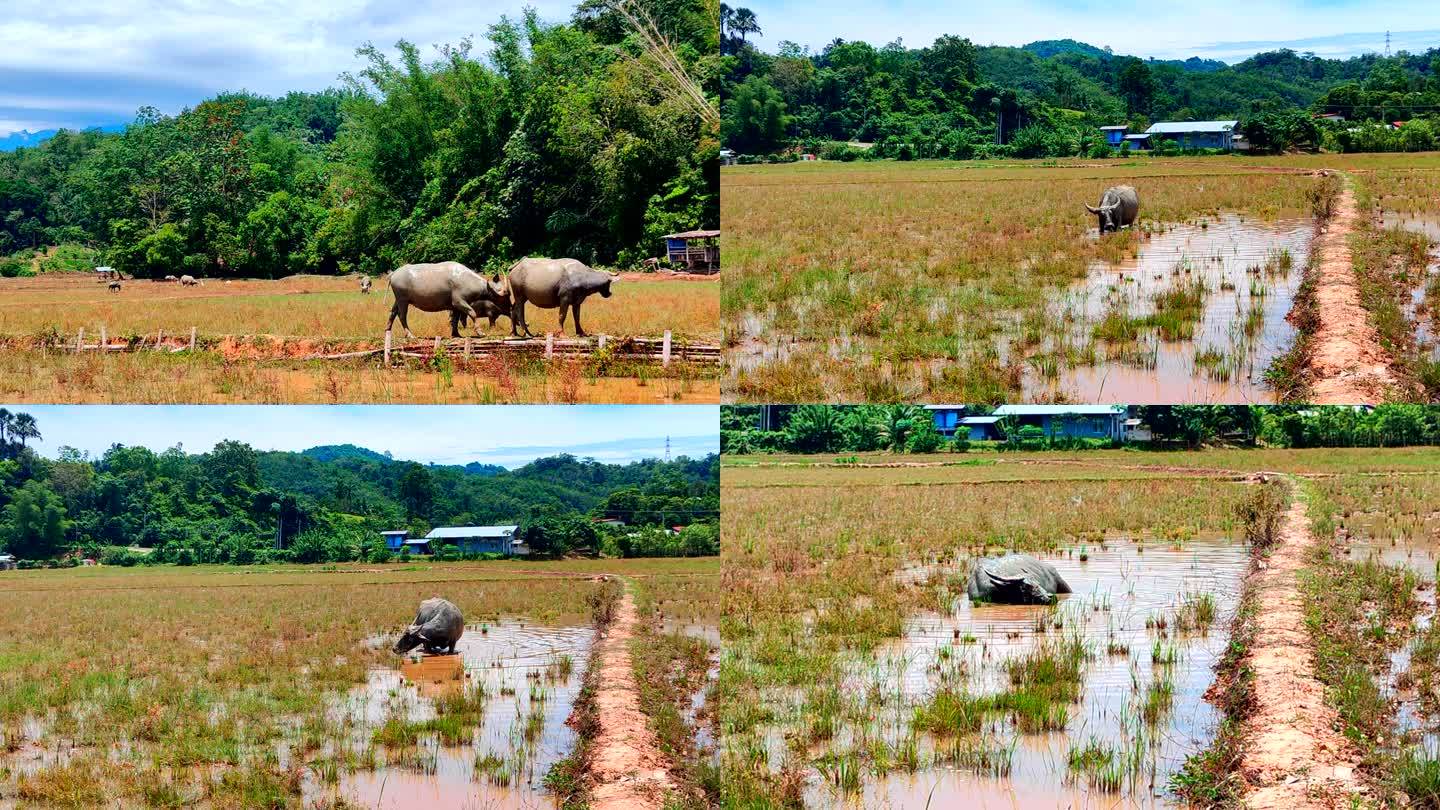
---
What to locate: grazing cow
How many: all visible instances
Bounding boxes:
[107,280,122,293]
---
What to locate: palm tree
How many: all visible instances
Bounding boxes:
[731,7,761,44]
[719,3,733,39]
[11,413,39,447]
[0,408,11,444]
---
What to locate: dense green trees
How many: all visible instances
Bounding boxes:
[721,11,1440,160]
[0,414,718,564]
[721,405,1440,454]
[0,0,718,278]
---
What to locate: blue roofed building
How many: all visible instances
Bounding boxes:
[425,525,526,556]
[1099,125,1128,146]
[926,405,1130,442]
[380,530,409,551]
[1145,120,1240,150]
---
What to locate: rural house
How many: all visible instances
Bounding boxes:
[0,554,14,571]
[1145,120,1240,150]
[926,405,1130,442]
[1099,125,1128,146]
[661,230,720,273]
[380,530,409,551]
[425,525,525,556]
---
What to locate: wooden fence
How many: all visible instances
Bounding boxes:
[50,327,719,368]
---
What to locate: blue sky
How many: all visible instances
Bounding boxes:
[0,0,580,136]
[737,1,1440,63]
[6,405,719,468]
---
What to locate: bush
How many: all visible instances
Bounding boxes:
[0,256,28,277]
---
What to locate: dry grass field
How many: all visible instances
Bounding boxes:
[0,273,720,403]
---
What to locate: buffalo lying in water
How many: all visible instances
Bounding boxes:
[394,597,464,655]
[967,554,1072,605]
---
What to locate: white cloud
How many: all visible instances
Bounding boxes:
[0,0,581,132]
[746,0,1440,62]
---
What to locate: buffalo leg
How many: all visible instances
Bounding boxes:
[388,301,416,339]
[573,300,587,337]
[558,302,570,333]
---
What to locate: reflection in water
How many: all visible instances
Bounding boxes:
[1381,212,1440,357]
[307,620,593,810]
[1027,215,1314,403]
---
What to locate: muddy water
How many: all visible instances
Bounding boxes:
[308,620,592,810]
[1348,524,1440,747]
[1026,215,1314,403]
[823,537,1249,808]
[1381,212,1440,356]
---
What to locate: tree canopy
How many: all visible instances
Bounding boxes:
[0,413,718,564]
[720,12,1440,159]
[0,0,719,278]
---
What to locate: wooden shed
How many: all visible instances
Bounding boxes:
[661,230,720,273]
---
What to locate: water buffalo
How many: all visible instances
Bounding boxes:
[1086,185,1140,233]
[506,258,617,338]
[967,554,1072,605]
[107,280,122,293]
[386,262,512,338]
[394,597,464,655]
[180,275,199,287]
[163,275,178,283]
[359,276,372,294]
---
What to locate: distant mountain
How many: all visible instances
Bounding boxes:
[302,444,394,464]
[301,444,514,477]
[1023,39,1113,61]
[0,124,125,152]
[1022,39,1227,73]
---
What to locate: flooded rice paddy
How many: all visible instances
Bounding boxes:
[767,538,1250,807]
[306,620,593,809]
[1024,215,1314,403]
[1380,212,1440,358]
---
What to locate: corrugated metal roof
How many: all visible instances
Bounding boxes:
[1124,134,1151,140]
[1099,125,1129,131]
[660,230,721,240]
[380,530,409,536]
[992,405,1125,417]
[961,416,1001,425]
[1146,120,1238,134]
[426,525,519,539]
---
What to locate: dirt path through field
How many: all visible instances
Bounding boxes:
[588,585,676,809]
[1240,483,1363,808]
[1307,176,1400,404]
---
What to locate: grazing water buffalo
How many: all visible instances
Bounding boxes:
[107,280,122,293]
[394,597,464,655]
[163,275,178,283]
[1086,185,1140,233]
[967,554,1072,605]
[359,276,372,294]
[180,275,199,287]
[506,258,617,338]
[386,262,512,338]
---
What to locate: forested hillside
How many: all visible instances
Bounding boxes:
[0,411,719,564]
[721,7,1440,158]
[0,0,719,278]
